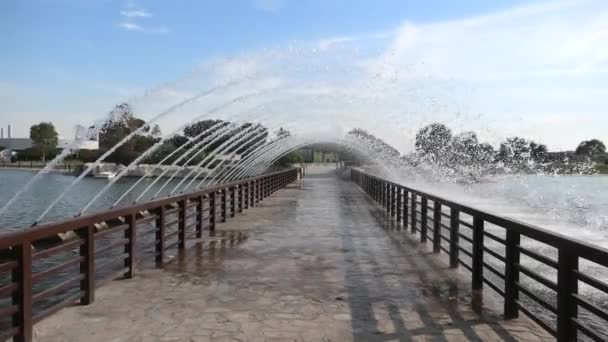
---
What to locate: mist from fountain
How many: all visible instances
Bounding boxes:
[190,130,270,191]
[171,125,266,195]
[1,34,604,293]
[135,122,241,203]
[108,121,227,208]
[210,136,290,185]
[31,78,263,224]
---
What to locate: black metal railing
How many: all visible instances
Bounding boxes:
[0,168,299,342]
[351,169,608,342]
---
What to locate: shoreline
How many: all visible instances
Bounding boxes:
[0,167,74,174]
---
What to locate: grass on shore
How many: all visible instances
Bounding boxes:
[595,164,608,174]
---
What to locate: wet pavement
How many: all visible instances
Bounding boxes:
[34,165,552,341]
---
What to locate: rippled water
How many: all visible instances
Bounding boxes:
[411,174,608,248]
[3,169,606,241]
[0,170,190,231]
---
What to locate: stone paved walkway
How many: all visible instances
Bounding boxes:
[35,166,553,341]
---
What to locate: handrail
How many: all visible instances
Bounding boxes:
[0,167,300,341]
[0,168,295,249]
[350,168,608,342]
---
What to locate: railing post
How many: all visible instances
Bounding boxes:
[372,179,377,202]
[472,216,484,290]
[178,200,186,249]
[504,229,520,319]
[557,249,578,341]
[196,195,203,238]
[410,193,416,233]
[13,240,33,342]
[403,190,409,227]
[250,181,255,207]
[238,185,243,213]
[390,185,395,216]
[420,198,428,243]
[221,189,227,222]
[209,192,216,233]
[244,183,250,209]
[385,183,389,211]
[396,187,402,223]
[449,208,460,268]
[155,205,166,266]
[230,186,236,218]
[255,179,260,203]
[124,213,136,278]
[433,201,441,253]
[80,225,95,305]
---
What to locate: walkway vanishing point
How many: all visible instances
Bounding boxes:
[12,165,553,342]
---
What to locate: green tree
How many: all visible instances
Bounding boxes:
[477,143,495,164]
[498,137,530,163]
[98,103,158,165]
[449,131,479,165]
[29,122,58,161]
[274,151,303,167]
[415,123,452,161]
[529,142,548,161]
[498,137,547,164]
[575,139,606,158]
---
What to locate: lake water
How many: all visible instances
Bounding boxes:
[2,169,606,245]
[415,174,608,247]
[0,169,195,231]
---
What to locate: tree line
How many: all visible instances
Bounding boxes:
[410,123,606,168]
[342,123,606,174]
[8,110,607,172]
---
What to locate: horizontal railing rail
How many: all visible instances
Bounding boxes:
[0,168,299,342]
[351,169,608,342]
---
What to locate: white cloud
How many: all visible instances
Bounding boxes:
[120,9,152,18]
[118,1,169,34]
[119,22,169,34]
[177,0,608,150]
[367,0,608,82]
[119,22,142,31]
[20,0,606,152]
[349,0,608,150]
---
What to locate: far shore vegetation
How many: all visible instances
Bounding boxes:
[1,104,606,174]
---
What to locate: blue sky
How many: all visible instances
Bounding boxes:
[1,0,607,151]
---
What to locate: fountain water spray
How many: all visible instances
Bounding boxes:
[190,129,270,191]
[33,78,262,223]
[171,125,265,195]
[79,88,278,214]
[135,123,240,203]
